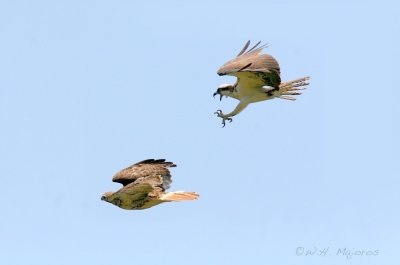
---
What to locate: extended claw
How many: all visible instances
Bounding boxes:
[214,109,222,115]
[214,110,233,127]
[221,117,233,127]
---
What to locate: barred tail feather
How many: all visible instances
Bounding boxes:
[280,76,310,88]
[277,76,310,100]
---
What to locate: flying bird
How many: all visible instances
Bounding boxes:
[101,159,199,210]
[214,40,310,127]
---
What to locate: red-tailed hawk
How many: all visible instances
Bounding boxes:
[214,40,310,127]
[101,159,199,210]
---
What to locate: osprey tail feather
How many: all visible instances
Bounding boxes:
[277,76,310,101]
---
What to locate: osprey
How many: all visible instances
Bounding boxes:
[101,159,199,210]
[214,40,310,127]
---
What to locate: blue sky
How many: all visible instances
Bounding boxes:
[0,0,398,264]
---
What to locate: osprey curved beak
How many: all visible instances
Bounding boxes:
[213,92,223,101]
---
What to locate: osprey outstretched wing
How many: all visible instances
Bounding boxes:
[101,159,199,210]
[218,41,281,89]
[214,40,310,127]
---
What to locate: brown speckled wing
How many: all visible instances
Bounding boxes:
[217,41,281,88]
[112,159,176,188]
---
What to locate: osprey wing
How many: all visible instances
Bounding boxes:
[217,41,281,89]
[112,159,175,187]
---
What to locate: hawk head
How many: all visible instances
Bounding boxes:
[213,84,234,101]
[101,192,115,202]
[101,192,123,207]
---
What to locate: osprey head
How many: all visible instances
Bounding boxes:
[213,84,234,101]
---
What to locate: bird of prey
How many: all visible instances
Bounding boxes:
[213,40,310,127]
[101,159,199,210]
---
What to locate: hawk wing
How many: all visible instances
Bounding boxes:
[118,182,154,202]
[112,159,175,188]
[114,175,171,209]
[112,178,159,210]
[120,175,166,197]
[217,40,281,89]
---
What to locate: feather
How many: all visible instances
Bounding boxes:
[236,40,251,57]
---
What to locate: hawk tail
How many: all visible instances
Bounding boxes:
[277,76,310,101]
[160,191,199,202]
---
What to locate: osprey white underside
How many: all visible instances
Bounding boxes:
[221,84,276,118]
